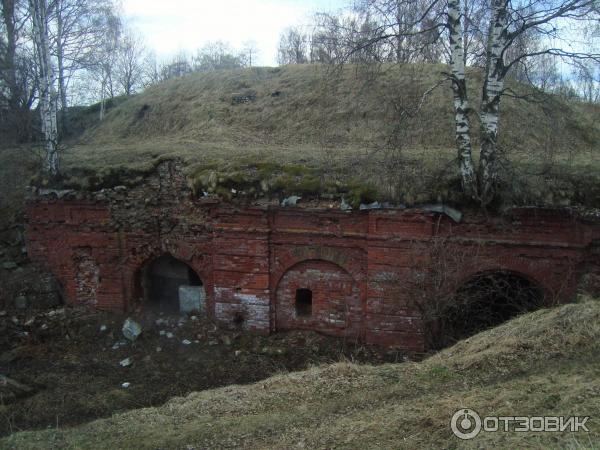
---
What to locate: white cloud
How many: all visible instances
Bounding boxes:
[122,0,348,66]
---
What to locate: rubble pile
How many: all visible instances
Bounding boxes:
[0,304,405,437]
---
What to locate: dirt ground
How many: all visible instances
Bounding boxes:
[0,305,409,437]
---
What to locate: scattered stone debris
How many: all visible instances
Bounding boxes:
[122,318,142,341]
[260,346,286,356]
[112,341,127,350]
[46,308,65,317]
[2,261,17,270]
[0,305,408,436]
[119,357,132,367]
[281,196,301,207]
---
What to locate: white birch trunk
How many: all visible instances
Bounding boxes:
[99,69,108,121]
[30,0,59,175]
[56,0,68,135]
[448,0,476,199]
[478,0,509,205]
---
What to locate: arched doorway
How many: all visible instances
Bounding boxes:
[275,259,362,338]
[432,270,545,348]
[140,254,205,314]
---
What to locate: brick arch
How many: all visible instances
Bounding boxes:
[274,259,363,339]
[429,267,550,348]
[453,261,557,304]
[271,246,366,291]
[124,245,212,312]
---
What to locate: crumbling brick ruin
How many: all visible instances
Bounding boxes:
[24,160,600,351]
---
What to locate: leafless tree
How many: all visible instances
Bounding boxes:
[311,11,395,64]
[448,0,600,205]
[320,0,600,206]
[50,0,116,132]
[141,51,161,87]
[159,51,192,81]
[241,39,259,67]
[1,0,37,142]
[192,41,245,71]
[277,26,309,65]
[89,9,119,120]
[115,29,146,96]
[576,61,600,103]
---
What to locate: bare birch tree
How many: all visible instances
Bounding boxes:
[29,0,59,175]
[321,0,600,206]
[448,0,600,204]
[50,0,115,133]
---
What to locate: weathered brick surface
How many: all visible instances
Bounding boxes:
[275,260,363,338]
[24,161,600,351]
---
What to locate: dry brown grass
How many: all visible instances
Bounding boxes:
[55,63,600,207]
[2,63,600,217]
[3,296,599,449]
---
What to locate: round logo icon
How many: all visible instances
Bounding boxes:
[451,408,482,440]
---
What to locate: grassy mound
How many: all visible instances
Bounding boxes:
[4,297,599,449]
[2,63,600,227]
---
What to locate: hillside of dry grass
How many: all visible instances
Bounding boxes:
[3,296,599,449]
[53,63,600,206]
[2,63,600,223]
[76,64,598,156]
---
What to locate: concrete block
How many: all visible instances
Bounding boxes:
[179,285,206,314]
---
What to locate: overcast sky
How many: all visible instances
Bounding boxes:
[122,0,349,66]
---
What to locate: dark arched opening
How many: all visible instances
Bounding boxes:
[140,254,204,314]
[434,271,545,348]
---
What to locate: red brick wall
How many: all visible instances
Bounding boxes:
[24,162,600,352]
[275,260,363,338]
